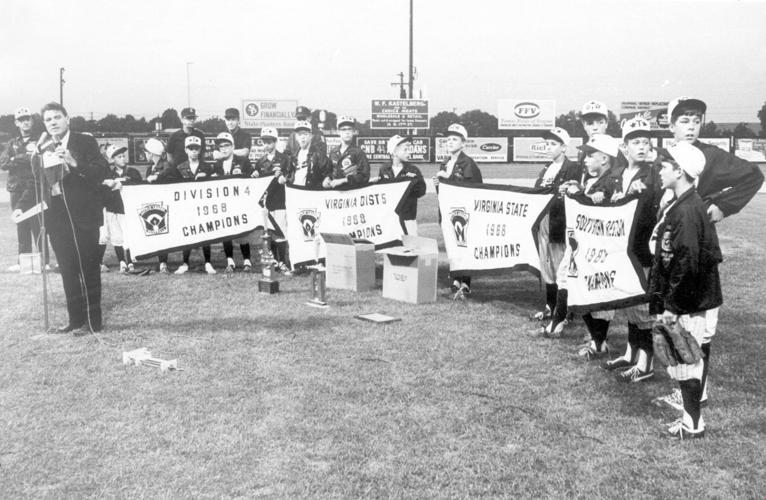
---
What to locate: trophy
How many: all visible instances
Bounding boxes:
[258,211,279,294]
[306,234,328,308]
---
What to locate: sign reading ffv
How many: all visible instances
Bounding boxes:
[371,99,429,129]
[498,99,556,130]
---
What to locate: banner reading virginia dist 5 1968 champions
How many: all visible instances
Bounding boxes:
[564,196,647,313]
[438,180,554,274]
[121,177,274,259]
[284,179,412,266]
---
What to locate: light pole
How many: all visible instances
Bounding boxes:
[408,0,414,99]
[186,62,193,107]
[59,67,65,105]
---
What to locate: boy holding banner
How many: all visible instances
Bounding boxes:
[566,134,621,359]
[533,127,579,320]
[144,138,173,274]
[285,120,329,189]
[649,141,721,439]
[325,116,370,189]
[256,127,292,273]
[433,124,482,299]
[652,97,763,410]
[212,132,255,273]
[372,135,426,236]
[601,118,662,381]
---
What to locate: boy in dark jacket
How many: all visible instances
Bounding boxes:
[373,135,426,236]
[256,127,291,273]
[533,127,579,320]
[325,116,370,189]
[649,141,721,439]
[284,121,330,189]
[434,124,482,300]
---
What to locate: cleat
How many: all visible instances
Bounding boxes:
[174,263,189,275]
[159,263,170,275]
[532,305,552,321]
[205,263,217,275]
[619,365,654,383]
[243,264,252,273]
[100,264,110,273]
[601,357,635,371]
[577,341,610,361]
[542,318,567,338]
[652,388,684,411]
[224,264,235,274]
[453,283,470,301]
[127,263,135,272]
[663,418,705,440]
[450,280,461,293]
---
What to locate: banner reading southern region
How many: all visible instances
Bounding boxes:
[564,197,647,313]
[121,177,274,259]
[284,180,412,266]
[438,180,554,274]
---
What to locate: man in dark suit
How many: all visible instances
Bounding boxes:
[36,102,107,333]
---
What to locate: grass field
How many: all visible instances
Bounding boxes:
[1,181,766,498]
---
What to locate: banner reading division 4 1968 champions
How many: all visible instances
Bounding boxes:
[438,180,554,274]
[121,177,274,259]
[564,197,647,313]
[285,179,412,266]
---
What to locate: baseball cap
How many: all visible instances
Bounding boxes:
[665,141,705,179]
[106,144,128,159]
[181,107,197,119]
[542,127,571,145]
[295,106,311,118]
[578,133,619,158]
[144,138,165,156]
[387,135,412,155]
[621,117,652,141]
[581,100,609,119]
[260,127,278,140]
[445,123,468,140]
[14,107,31,119]
[185,136,202,148]
[215,132,234,145]
[667,97,706,121]
[224,107,239,119]
[294,120,311,132]
[337,115,355,129]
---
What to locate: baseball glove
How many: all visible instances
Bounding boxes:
[652,322,704,367]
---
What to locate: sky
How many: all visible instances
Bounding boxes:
[2,0,766,123]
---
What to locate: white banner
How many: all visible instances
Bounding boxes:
[564,197,647,312]
[241,99,298,129]
[121,177,274,259]
[438,180,553,274]
[434,137,508,162]
[498,99,556,130]
[284,180,412,266]
[512,137,584,162]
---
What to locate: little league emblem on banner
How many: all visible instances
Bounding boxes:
[138,202,169,236]
[121,177,274,259]
[438,180,554,274]
[564,197,648,313]
[284,179,412,266]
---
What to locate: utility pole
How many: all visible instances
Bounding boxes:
[59,67,65,105]
[186,62,193,107]
[391,72,406,98]
[408,0,414,98]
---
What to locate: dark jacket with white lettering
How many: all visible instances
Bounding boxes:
[155,160,214,183]
[328,143,370,187]
[610,160,663,267]
[212,155,252,178]
[439,150,482,183]
[102,165,143,214]
[648,187,722,315]
[378,161,426,220]
[285,145,330,189]
[0,134,40,210]
[255,150,290,210]
[658,141,763,217]
[535,157,579,243]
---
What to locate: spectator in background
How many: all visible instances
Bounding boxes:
[166,107,206,167]
[215,107,252,161]
[285,106,326,157]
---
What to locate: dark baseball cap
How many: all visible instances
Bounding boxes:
[181,107,197,119]
[224,107,239,119]
[295,106,311,118]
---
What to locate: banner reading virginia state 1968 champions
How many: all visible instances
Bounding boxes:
[285,180,412,265]
[438,180,553,274]
[121,177,274,259]
[564,197,647,312]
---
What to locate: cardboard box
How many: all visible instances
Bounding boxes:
[321,233,376,292]
[378,235,438,304]
[18,253,41,274]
